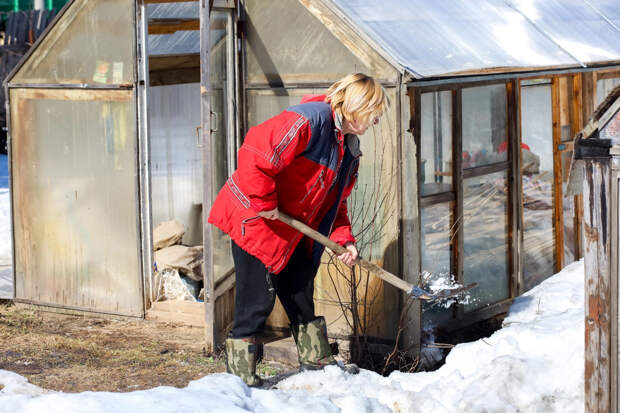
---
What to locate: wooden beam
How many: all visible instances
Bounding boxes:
[572,74,584,260]
[150,67,200,86]
[12,88,132,102]
[145,0,235,8]
[551,77,564,272]
[452,88,463,320]
[507,80,521,298]
[148,18,199,35]
[149,53,200,71]
[583,159,612,413]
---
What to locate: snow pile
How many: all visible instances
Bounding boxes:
[1,260,585,412]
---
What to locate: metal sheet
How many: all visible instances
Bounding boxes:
[11,0,134,85]
[330,0,620,78]
[10,88,143,316]
[148,83,203,246]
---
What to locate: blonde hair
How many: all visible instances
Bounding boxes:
[325,73,389,126]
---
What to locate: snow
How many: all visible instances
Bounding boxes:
[1,259,585,412]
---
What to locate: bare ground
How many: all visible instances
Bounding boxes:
[0,300,286,393]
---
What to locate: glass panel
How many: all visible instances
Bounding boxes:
[10,88,142,315]
[597,77,620,105]
[509,0,620,64]
[520,82,555,291]
[462,84,508,168]
[421,202,454,326]
[462,170,510,311]
[244,0,380,85]
[331,0,582,77]
[420,91,452,196]
[147,10,224,56]
[210,11,233,282]
[148,83,203,246]
[12,0,134,85]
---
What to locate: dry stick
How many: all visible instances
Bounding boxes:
[277,212,420,297]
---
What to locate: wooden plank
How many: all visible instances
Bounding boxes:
[583,159,612,413]
[419,191,455,207]
[453,89,464,319]
[150,67,200,86]
[12,88,132,102]
[149,54,201,71]
[462,161,510,179]
[571,74,584,260]
[148,18,199,35]
[610,170,619,413]
[507,80,521,298]
[551,77,564,272]
[597,70,620,81]
[582,72,597,125]
[145,0,235,8]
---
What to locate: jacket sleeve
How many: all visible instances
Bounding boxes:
[235,112,311,212]
[329,199,356,246]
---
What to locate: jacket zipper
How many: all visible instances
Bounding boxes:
[299,170,326,204]
[241,216,261,236]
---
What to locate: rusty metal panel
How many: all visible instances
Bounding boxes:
[10,88,143,317]
[11,0,135,85]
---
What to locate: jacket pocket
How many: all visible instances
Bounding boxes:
[241,215,261,236]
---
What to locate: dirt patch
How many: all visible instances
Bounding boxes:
[0,301,286,393]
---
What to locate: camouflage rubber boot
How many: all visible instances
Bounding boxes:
[225,337,263,387]
[291,316,337,371]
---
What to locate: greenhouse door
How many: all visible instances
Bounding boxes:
[202,4,238,349]
[7,0,144,317]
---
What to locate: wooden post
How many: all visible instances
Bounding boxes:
[201,0,215,352]
[581,146,612,413]
[551,77,565,271]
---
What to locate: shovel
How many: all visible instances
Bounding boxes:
[277,212,477,301]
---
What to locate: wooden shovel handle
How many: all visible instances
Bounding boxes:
[277,212,415,295]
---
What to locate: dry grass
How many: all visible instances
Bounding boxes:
[0,301,286,393]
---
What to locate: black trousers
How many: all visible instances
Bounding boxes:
[230,240,318,338]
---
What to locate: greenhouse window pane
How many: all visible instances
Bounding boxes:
[462,84,508,168]
[597,77,620,105]
[520,83,555,291]
[12,0,134,85]
[421,202,454,326]
[420,91,452,196]
[10,88,142,315]
[462,171,510,311]
[244,0,377,85]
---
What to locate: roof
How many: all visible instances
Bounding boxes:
[328,0,620,78]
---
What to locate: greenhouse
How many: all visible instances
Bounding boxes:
[5,0,620,356]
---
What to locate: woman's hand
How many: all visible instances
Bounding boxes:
[258,208,280,220]
[337,242,358,266]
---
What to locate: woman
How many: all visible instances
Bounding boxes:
[208,73,388,386]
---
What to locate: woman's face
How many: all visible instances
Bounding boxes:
[342,116,380,136]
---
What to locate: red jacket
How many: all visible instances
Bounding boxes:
[208,94,360,274]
